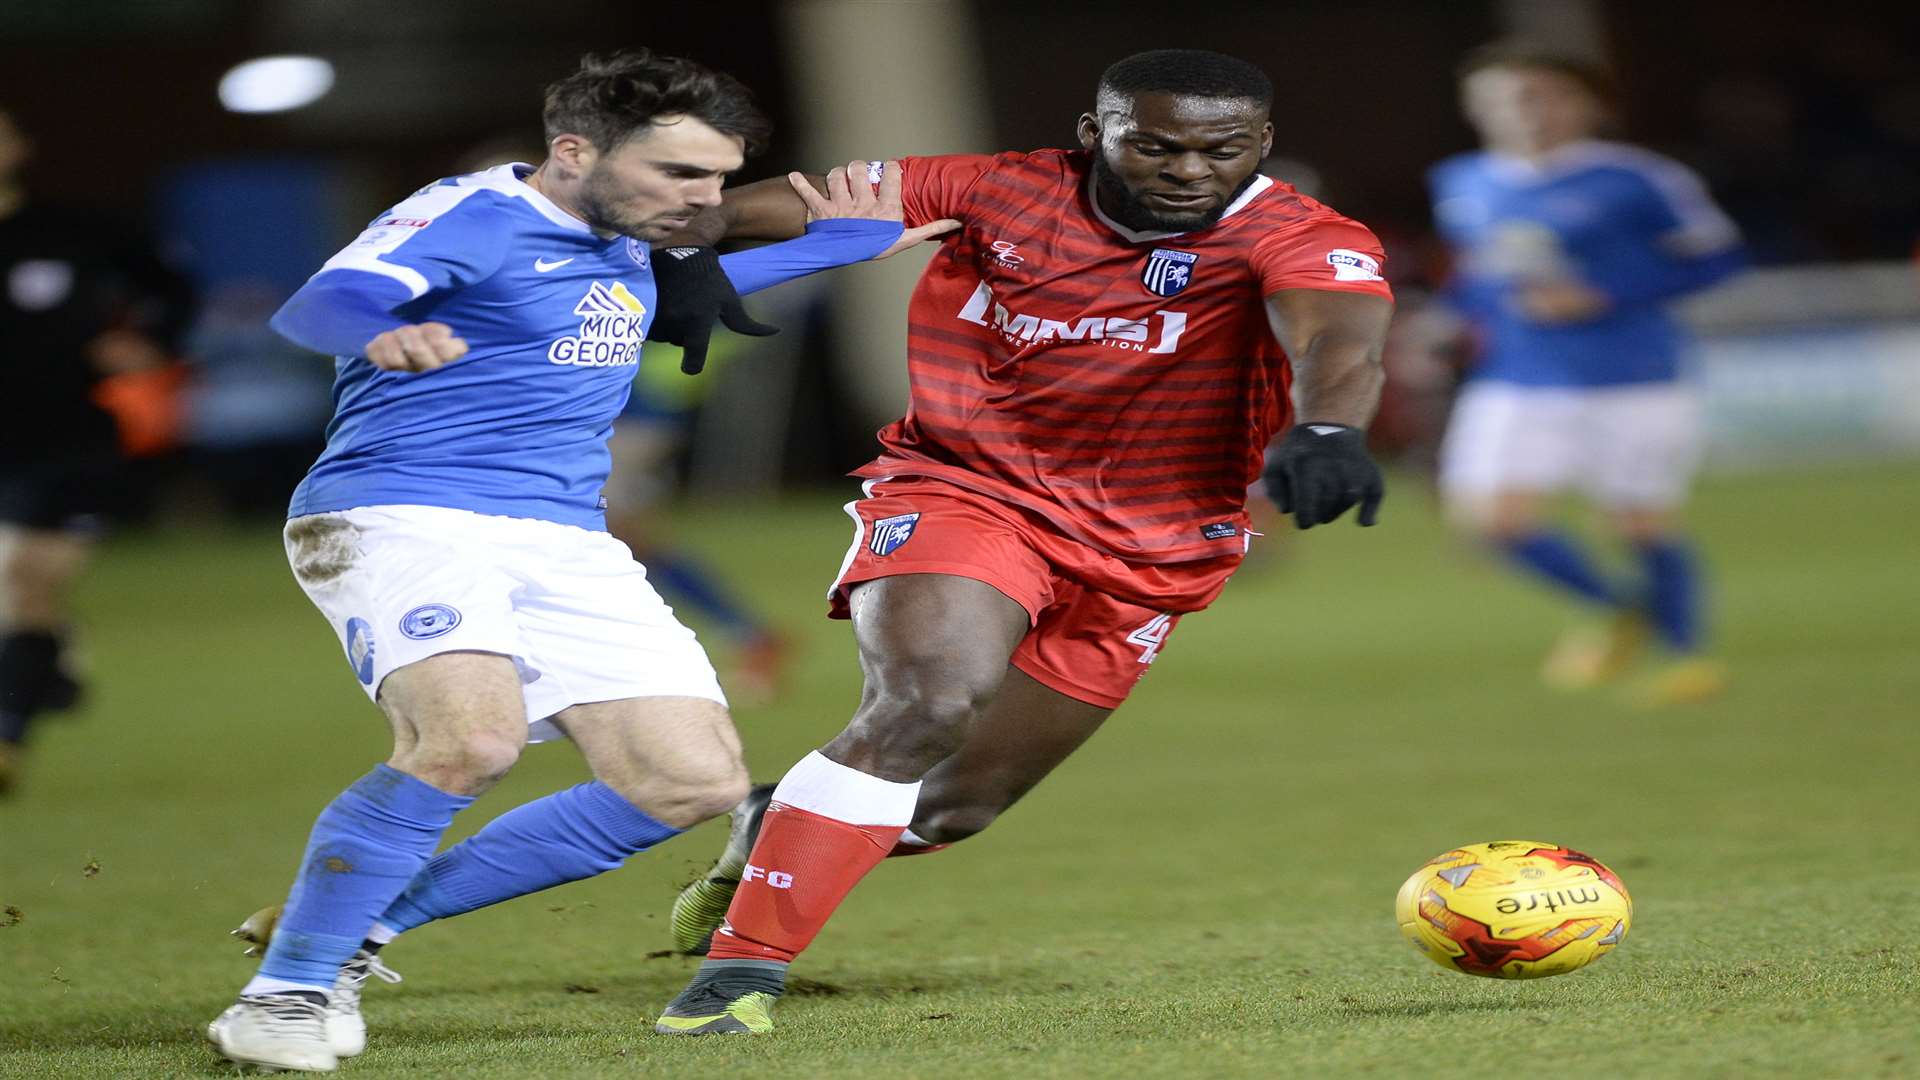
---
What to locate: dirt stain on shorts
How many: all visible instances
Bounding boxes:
[287,515,363,585]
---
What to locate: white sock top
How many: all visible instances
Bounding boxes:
[770,750,920,826]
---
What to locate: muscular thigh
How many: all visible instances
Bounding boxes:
[821,573,1033,781]
[849,573,1031,697]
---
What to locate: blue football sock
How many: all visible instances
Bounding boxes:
[646,552,760,639]
[378,781,681,934]
[1499,531,1621,607]
[1635,538,1701,652]
[258,765,472,988]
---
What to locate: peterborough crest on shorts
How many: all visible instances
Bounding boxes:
[1142,248,1198,297]
[869,512,921,557]
[400,603,462,640]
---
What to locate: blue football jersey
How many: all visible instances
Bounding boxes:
[1429,140,1745,387]
[288,164,656,529]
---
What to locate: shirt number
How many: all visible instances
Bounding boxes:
[1125,614,1175,665]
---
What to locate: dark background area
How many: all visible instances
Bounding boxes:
[5,0,1914,260]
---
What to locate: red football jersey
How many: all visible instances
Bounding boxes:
[856,148,1394,563]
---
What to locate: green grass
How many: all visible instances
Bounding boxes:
[3,462,1918,1078]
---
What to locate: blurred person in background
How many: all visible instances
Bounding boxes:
[0,106,194,793]
[179,280,333,516]
[1427,42,1746,704]
[606,358,791,703]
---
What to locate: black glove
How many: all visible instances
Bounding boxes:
[649,246,779,375]
[1263,422,1385,529]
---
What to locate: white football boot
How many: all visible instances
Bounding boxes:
[206,993,338,1072]
[324,948,402,1057]
[230,905,400,1057]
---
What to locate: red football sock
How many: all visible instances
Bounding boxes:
[706,751,919,965]
[708,806,900,962]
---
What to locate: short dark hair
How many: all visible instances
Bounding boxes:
[1097,49,1273,109]
[542,50,772,155]
[1456,40,1615,102]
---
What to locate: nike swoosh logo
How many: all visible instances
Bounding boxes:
[1307,424,1347,436]
[534,257,574,272]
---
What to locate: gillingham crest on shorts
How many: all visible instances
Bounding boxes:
[869,512,921,557]
[1142,248,1198,297]
[345,617,376,685]
[400,604,462,640]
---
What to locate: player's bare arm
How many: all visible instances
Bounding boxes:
[672,159,959,257]
[1262,288,1393,528]
[1265,288,1392,427]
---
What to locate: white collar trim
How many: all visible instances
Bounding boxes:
[479,163,594,234]
[1087,173,1275,243]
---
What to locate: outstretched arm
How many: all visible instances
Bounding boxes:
[271,273,467,373]
[674,161,959,259]
[1260,288,1394,528]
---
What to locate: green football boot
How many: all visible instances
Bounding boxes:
[669,783,775,954]
[654,959,786,1036]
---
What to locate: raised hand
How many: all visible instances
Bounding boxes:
[788,160,960,259]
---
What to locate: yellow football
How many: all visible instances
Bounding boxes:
[1395,840,1632,979]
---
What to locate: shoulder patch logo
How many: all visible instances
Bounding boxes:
[1325,248,1384,282]
[1142,248,1198,297]
[400,604,462,640]
[869,512,921,557]
[626,237,650,268]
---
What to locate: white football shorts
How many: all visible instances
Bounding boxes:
[284,504,726,742]
[1439,381,1704,509]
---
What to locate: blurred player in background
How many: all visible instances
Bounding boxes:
[606,366,791,702]
[652,49,1394,1035]
[202,52,937,1073]
[0,107,193,794]
[1428,42,1747,703]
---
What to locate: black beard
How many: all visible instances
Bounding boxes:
[1089,151,1259,234]
[577,163,655,238]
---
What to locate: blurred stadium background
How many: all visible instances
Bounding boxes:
[3,1,1918,1076]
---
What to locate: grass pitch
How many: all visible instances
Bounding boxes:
[3,462,1918,1078]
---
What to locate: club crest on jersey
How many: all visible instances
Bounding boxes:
[549,281,647,367]
[869,512,921,557]
[625,237,650,268]
[1142,248,1198,297]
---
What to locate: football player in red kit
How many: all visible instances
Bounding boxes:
[657,48,1394,1035]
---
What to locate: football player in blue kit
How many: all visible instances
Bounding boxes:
[205,51,953,1073]
[1429,42,1746,704]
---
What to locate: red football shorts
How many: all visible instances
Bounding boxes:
[827,476,1242,709]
